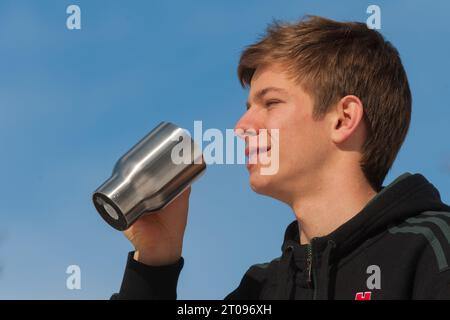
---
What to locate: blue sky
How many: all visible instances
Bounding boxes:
[0,0,449,299]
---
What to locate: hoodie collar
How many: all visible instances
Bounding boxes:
[282,172,450,260]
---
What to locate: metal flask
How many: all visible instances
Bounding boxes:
[92,121,206,231]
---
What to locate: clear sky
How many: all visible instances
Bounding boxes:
[0,0,449,299]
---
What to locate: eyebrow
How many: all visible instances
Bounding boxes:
[246,87,288,110]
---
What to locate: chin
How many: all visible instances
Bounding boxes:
[248,166,277,196]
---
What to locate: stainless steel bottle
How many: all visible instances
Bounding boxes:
[92,121,206,231]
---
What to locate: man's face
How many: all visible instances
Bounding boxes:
[234,63,333,203]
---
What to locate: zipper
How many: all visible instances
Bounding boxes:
[307,238,319,300]
[306,239,315,288]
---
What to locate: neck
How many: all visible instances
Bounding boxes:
[291,167,377,245]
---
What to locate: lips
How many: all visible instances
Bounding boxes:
[245,144,272,169]
[237,129,273,168]
[245,145,272,157]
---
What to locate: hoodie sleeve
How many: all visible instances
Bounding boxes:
[434,273,450,299]
[412,244,450,299]
[111,252,184,300]
[413,269,450,299]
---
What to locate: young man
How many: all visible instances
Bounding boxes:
[112,16,450,300]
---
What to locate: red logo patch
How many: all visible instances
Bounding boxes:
[355,291,372,300]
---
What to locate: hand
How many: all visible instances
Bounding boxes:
[123,187,191,266]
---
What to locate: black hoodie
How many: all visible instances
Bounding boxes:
[112,172,450,300]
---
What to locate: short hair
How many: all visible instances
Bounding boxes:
[238,16,412,190]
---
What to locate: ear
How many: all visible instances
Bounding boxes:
[330,95,365,144]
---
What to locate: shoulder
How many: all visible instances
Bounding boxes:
[245,256,282,281]
[388,211,450,273]
[224,256,281,300]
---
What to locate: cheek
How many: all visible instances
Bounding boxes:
[267,107,307,150]
[265,102,329,169]
[276,117,329,171]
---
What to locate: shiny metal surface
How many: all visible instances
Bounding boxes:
[92,121,206,230]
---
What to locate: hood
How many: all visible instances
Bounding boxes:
[323,172,450,258]
[278,172,450,299]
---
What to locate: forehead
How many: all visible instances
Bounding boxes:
[247,63,315,110]
[249,63,297,94]
[248,63,306,100]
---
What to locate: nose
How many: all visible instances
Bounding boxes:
[234,108,261,140]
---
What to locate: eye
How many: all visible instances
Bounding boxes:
[265,99,282,108]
